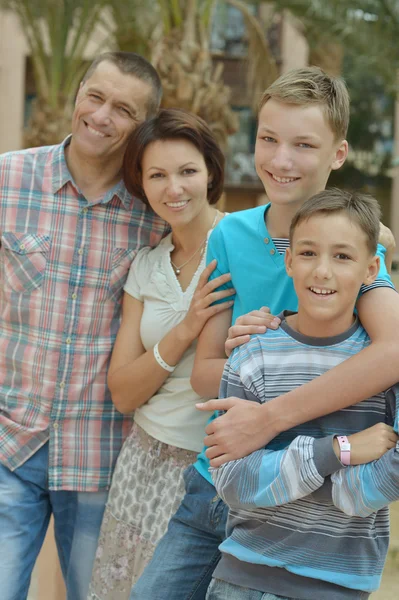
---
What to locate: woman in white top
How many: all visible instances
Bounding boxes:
[88,109,233,600]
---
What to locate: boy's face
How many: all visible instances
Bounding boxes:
[285,212,379,337]
[255,99,348,212]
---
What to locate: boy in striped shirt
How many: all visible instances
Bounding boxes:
[207,188,399,600]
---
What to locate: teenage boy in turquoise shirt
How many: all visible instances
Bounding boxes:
[130,67,398,600]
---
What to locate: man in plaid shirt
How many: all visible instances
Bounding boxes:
[0,52,167,599]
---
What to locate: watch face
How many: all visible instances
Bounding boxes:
[340,443,351,451]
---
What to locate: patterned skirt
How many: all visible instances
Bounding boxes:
[87,422,197,600]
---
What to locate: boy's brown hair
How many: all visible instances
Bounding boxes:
[289,188,381,256]
[259,67,350,141]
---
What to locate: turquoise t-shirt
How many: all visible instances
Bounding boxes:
[194,204,394,484]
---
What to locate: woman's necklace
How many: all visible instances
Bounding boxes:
[171,212,219,276]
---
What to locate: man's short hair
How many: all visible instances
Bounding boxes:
[123,108,225,206]
[290,188,381,256]
[259,67,350,141]
[82,52,162,117]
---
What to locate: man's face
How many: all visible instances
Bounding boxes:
[285,212,379,337]
[255,99,348,213]
[71,61,153,162]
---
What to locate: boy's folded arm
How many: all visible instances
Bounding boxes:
[332,446,399,517]
[210,360,342,510]
[332,386,399,518]
[210,434,341,510]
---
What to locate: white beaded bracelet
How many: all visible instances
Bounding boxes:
[153,342,176,373]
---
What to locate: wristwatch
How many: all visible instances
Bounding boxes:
[337,435,351,466]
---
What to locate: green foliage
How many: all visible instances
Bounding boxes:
[275,0,399,89]
[3,0,109,107]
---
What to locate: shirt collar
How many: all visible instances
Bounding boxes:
[51,135,133,210]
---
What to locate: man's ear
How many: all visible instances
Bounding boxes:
[363,255,380,286]
[285,246,294,278]
[75,81,84,105]
[331,139,349,171]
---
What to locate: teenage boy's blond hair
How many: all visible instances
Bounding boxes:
[289,188,381,256]
[259,67,350,141]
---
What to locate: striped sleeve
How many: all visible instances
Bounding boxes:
[212,355,331,510]
[331,385,399,517]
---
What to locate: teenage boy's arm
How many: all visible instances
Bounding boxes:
[331,386,399,518]
[200,286,399,467]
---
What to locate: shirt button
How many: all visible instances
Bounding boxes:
[53,422,59,430]
[71,293,77,299]
[59,382,65,388]
[83,207,88,214]
[19,244,25,250]
[78,248,83,255]
[264,238,270,244]
[65,337,72,344]
[270,248,276,255]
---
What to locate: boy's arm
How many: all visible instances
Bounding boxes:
[200,286,399,467]
[211,355,338,509]
[331,386,399,518]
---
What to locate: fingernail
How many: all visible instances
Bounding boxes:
[271,318,280,327]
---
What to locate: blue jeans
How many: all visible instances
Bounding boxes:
[0,443,108,600]
[206,579,293,600]
[130,464,228,600]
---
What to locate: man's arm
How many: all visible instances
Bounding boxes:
[199,286,399,467]
[332,386,399,518]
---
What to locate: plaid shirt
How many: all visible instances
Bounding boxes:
[0,138,167,491]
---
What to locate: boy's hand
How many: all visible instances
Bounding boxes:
[225,307,281,357]
[333,423,398,465]
[196,397,279,467]
[378,222,396,273]
[379,222,396,252]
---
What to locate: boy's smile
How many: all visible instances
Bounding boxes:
[255,100,348,230]
[285,212,379,338]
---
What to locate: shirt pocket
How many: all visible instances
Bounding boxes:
[1,232,50,293]
[109,247,137,303]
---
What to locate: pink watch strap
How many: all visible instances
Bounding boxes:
[337,435,351,466]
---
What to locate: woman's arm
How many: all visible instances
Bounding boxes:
[109,263,235,414]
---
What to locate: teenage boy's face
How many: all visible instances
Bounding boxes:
[285,212,379,337]
[255,100,348,212]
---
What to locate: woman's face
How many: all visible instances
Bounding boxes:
[141,138,211,227]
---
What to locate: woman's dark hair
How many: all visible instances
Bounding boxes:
[123,108,225,206]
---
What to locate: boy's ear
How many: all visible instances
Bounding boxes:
[285,246,294,277]
[331,139,349,171]
[363,255,380,286]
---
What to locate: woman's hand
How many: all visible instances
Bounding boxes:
[333,422,398,465]
[178,260,235,343]
[225,307,281,357]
